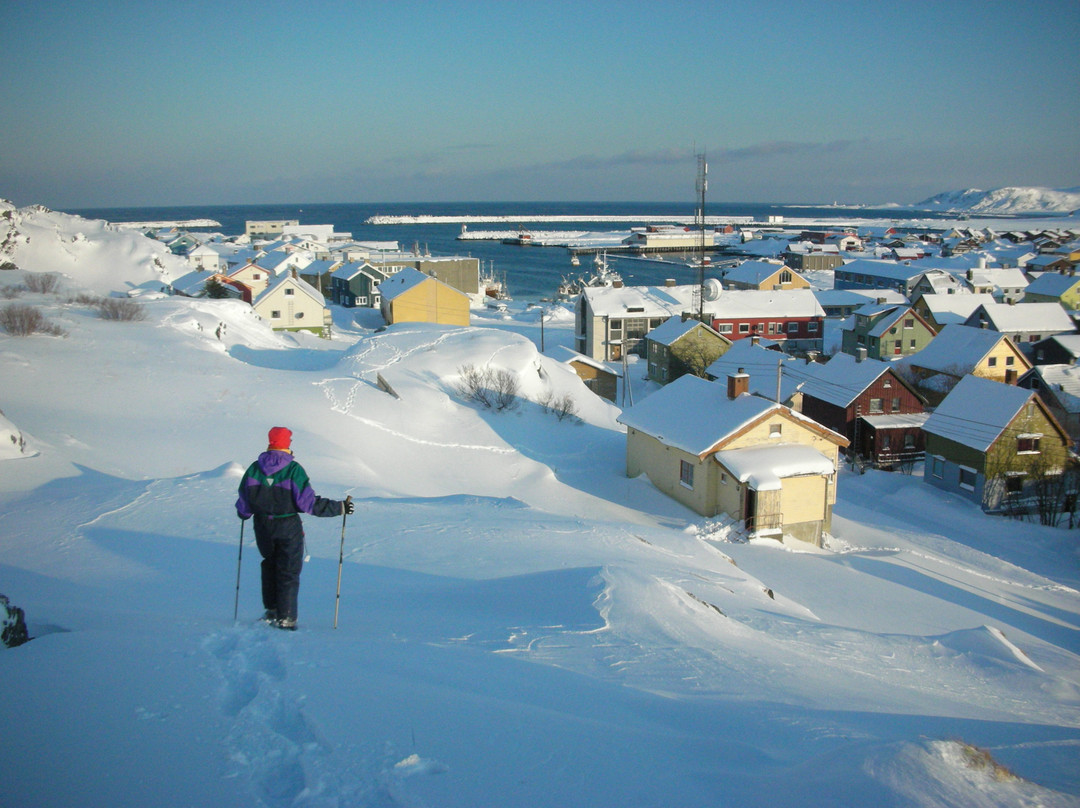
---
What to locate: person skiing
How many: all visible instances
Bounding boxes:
[236,426,353,630]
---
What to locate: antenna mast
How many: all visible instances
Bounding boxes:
[695,152,708,321]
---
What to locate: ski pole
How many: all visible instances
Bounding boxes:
[233,519,245,622]
[333,497,351,629]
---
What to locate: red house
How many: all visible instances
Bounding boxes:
[708,289,825,353]
[795,352,928,468]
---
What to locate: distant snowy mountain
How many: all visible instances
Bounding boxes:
[915,186,1080,215]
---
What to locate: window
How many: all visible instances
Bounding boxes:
[988,356,998,367]
[1017,436,1041,454]
[717,323,733,334]
[739,323,750,334]
[779,270,792,284]
[295,311,304,319]
[679,460,695,489]
[869,397,884,413]
[1006,473,1025,493]
[1005,356,1014,366]
[808,321,819,332]
[285,288,294,296]
[909,339,917,349]
[883,378,892,388]
[770,423,782,437]
[931,456,945,479]
[903,433,916,449]
[959,466,977,491]
[881,433,892,450]
[788,322,799,333]
[904,318,915,329]
[270,310,281,319]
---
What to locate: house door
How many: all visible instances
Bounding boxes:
[744,488,757,530]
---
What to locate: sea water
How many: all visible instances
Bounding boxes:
[71,201,954,302]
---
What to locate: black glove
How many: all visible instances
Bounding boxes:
[343,497,355,516]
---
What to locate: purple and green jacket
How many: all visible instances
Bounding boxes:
[236,450,343,519]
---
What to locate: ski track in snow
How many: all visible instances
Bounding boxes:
[200,625,432,808]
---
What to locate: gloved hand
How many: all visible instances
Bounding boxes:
[343,496,355,515]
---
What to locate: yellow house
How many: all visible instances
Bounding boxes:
[379,267,470,327]
[721,260,811,291]
[616,372,849,546]
[907,324,1030,384]
[228,260,275,297]
[252,269,331,337]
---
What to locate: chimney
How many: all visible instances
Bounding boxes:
[727,368,750,399]
[856,347,867,362]
[751,335,760,346]
[665,278,676,287]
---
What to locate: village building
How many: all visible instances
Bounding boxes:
[720,260,810,291]
[252,269,331,337]
[1020,272,1080,310]
[330,261,388,308]
[840,304,937,360]
[378,267,470,327]
[616,372,848,545]
[227,259,277,297]
[792,352,928,468]
[554,347,620,403]
[575,281,701,361]
[782,242,844,272]
[834,259,950,296]
[923,375,1070,511]
[245,220,299,239]
[905,324,1030,387]
[622,225,715,253]
[814,289,908,319]
[912,293,997,332]
[708,289,825,353]
[645,317,732,384]
[1031,333,1080,365]
[1018,364,1080,448]
[1025,254,1074,274]
[963,301,1075,353]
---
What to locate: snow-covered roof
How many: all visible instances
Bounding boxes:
[553,345,622,376]
[789,352,895,408]
[916,293,996,325]
[839,258,927,282]
[712,289,824,319]
[704,339,795,393]
[967,302,1075,334]
[814,289,908,308]
[1023,364,1080,413]
[1036,333,1080,360]
[616,375,780,456]
[714,444,835,491]
[379,266,465,302]
[646,316,722,347]
[924,375,1034,452]
[582,283,701,318]
[905,324,1009,375]
[1022,272,1080,297]
[256,271,325,306]
[331,261,384,281]
[722,259,789,285]
[858,412,930,429]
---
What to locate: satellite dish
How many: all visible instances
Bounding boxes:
[703,277,723,301]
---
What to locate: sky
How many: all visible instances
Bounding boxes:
[3,0,1079,209]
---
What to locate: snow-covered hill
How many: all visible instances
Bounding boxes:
[915,186,1080,215]
[0,205,1078,807]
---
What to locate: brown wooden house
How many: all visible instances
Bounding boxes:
[794,352,928,468]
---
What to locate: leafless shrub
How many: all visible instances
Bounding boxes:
[540,392,580,422]
[0,303,66,336]
[0,286,21,300]
[96,297,146,322]
[70,293,104,306]
[456,363,520,411]
[23,273,61,294]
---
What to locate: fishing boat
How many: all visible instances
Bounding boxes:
[556,252,622,300]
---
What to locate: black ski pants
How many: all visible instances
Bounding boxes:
[253,514,305,622]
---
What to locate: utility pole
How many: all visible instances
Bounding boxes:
[696,152,708,322]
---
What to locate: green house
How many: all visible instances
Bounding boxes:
[923,374,1070,511]
[841,304,937,360]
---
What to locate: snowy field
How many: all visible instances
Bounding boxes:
[1,204,1079,807]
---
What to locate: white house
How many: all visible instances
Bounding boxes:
[252,269,331,337]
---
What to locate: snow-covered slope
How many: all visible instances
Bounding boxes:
[1,205,1078,808]
[1,201,187,295]
[915,186,1080,215]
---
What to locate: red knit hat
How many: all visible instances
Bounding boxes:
[267,426,292,452]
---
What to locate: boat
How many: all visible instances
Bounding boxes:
[556,251,623,300]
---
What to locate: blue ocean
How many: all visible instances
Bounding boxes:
[70,201,946,301]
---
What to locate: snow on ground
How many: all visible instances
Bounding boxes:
[1,206,1079,807]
